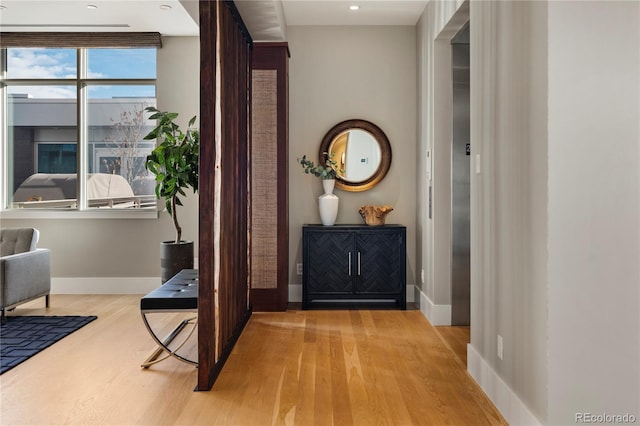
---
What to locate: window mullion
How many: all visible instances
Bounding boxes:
[0,49,6,210]
[77,48,88,210]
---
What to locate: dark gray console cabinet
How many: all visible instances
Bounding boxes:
[302,224,406,309]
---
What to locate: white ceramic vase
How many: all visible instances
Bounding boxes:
[318,179,339,226]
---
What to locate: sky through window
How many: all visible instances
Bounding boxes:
[6,48,156,99]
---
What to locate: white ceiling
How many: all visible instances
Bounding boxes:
[237,0,428,41]
[0,0,428,40]
[0,0,200,36]
[282,0,427,26]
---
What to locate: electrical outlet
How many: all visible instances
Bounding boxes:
[421,269,424,284]
[497,335,504,360]
[296,263,303,275]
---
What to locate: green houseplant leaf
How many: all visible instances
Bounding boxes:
[144,106,199,243]
[298,152,342,180]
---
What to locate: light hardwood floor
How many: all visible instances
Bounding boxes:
[0,295,506,425]
[433,326,471,367]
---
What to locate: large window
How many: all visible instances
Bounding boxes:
[1,47,157,211]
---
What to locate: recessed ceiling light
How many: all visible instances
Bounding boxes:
[349,5,360,11]
[87,4,98,9]
[160,4,172,10]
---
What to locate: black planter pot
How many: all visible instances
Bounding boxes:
[160,240,194,283]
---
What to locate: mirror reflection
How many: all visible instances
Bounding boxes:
[329,129,381,183]
[320,119,392,192]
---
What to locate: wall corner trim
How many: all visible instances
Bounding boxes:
[417,287,451,325]
[467,344,543,426]
[289,284,302,303]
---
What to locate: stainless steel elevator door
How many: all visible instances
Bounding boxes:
[451,25,470,326]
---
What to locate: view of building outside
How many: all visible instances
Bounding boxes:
[3,47,157,210]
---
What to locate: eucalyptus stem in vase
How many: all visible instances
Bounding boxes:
[298,152,341,180]
[298,152,342,226]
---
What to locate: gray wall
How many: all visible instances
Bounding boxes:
[1,36,200,284]
[286,25,418,297]
[468,1,549,421]
[547,1,639,423]
[416,0,468,321]
[419,0,639,423]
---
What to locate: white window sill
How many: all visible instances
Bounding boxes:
[0,209,159,220]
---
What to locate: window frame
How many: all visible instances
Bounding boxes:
[0,47,158,219]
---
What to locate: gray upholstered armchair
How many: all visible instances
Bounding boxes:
[0,228,51,320]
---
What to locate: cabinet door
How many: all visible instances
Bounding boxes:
[306,231,353,294]
[356,231,403,294]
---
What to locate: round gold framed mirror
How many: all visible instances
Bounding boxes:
[319,119,392,192]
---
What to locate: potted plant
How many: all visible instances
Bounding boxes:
[144,106,199,282]
[298,152,342,226]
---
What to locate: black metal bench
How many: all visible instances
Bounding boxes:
[140,269,198,368]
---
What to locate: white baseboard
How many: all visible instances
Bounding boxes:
[54,279,415,301]
[406,284,415,303]
[417,287,451,325]
[467,344,542,426]
[289,284,303,302]
[288,284,416,304]
[51,277,160,294]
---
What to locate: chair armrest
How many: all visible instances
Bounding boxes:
[0,248,51,308]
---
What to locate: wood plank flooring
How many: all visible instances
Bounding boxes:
[0,295,506,425]
[433,325,471,366]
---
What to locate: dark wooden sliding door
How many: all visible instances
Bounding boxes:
[250,43,290,311]
[198,0,252,391]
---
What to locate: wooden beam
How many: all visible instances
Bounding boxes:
[198,0,253,391]
[197,0,217,391]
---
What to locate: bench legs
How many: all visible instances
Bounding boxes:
[140,312,198,368]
